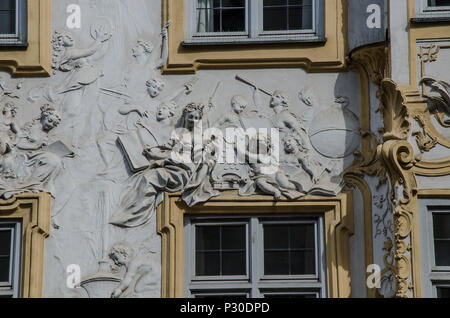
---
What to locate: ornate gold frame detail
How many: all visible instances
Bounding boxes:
[0,193,51,298]
[157,190,354,298]
[0,0,52,77]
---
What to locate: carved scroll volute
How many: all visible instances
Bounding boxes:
[380,140,417,298]
[377,79,411,142]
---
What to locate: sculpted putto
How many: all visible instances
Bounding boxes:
[109,242,159,298]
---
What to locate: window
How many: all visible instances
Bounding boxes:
[0,0,27,46]
[184,215,326,298]
[419,200,450,298]
[415,0,450,20]
[186,0,324,44]
[0,220,21,298]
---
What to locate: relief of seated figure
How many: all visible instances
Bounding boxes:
[111,102,219,228]
[0,104,68,199]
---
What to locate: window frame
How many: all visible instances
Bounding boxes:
[0,0,28,47]
[0,220,22,298]
[419,199,450,298]
[415,0,450,20]
[184,214,327,298]
[158,191,354,298]
[0,193,51,298]
[185,0,325,44]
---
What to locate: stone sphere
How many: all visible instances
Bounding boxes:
[308,103,360,159]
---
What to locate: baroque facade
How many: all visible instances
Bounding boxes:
[0,0,450,298]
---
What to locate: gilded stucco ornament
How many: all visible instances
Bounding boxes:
[376,78,417,297]
[376,79,410,142]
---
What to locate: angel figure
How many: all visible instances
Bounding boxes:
[237,132,303,201]
[51,20,113,148]
[109,242,159,298]
[281,133,322,184]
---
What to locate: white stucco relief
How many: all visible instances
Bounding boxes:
[0,1,364,297]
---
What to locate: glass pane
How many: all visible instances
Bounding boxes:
[196,226,220,250]
[265,0,288,5]
[264,251,289,275]
[263,7,288,31]
[434,241,450,266]
[222,0,245,7]
[0,0,15,11]
[428,0,450,6]
[265,293,317,298]
[433,213,450,266]
[222,251,246,275]
[264,223,316,275]
[196,251,220,276]
[196,0,245,33]
[195,224,247,276]
[264,225,289,249]
[0,11,15,35]
[222,226,246,250]
[263,0,313,31]
[291,250,315,275]
[437,287,450,298]
[0,230,12,255]
[291,224,315,249]
[221,9,245,32]
[0,228,12,283]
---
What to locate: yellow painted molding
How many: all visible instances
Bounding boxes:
[407,0,450,89]
[0,0,52,77]
[161,0,347,74]
[379,138,421,298]
[157,190,354,298]
[0,193,51,298]
[414,157,450,176]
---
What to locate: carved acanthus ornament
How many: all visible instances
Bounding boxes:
[375,79,419,298]
[377,79,410,142]
[379,139,417,298]
[345,51,419,297]
[350,45,388,86]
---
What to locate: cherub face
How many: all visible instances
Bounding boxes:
[132,44,145,57]
[147,80,163,98]
[157,104,173,121]
[110,251,127,267]
[284,137,297,154]
[270,92,288,110]
[231,99,247,114]
[41,113,59,132]
[58,35,74,47]
[186,109,202,126]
